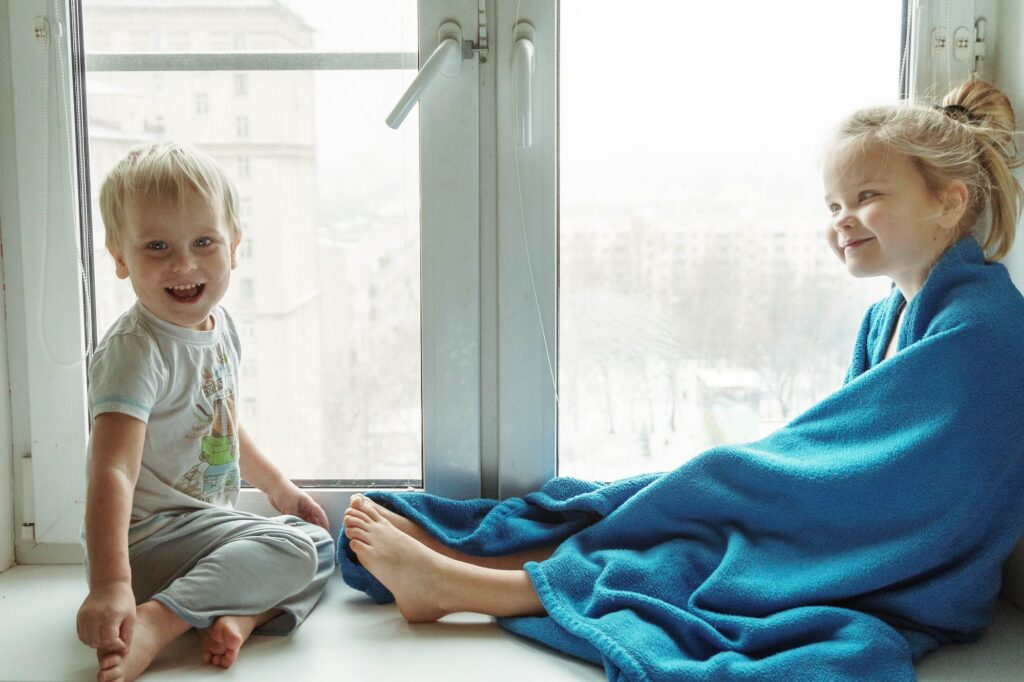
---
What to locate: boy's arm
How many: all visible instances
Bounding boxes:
[76,412,146,655]
[237,424,329,530]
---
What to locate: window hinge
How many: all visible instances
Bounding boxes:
[19,453,35,529]
[972,18,987,74]
[20,524,36,543]
[33,16,49,47]
[474,0,489,62]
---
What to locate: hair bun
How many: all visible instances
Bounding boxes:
[936,103,980,125]
[942,78,1018,155]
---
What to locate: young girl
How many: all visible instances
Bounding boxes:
[341,79,1024,681]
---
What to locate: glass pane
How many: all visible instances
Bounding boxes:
[559,1,899,480]
[83,1,416,53]
[84,1,422,482]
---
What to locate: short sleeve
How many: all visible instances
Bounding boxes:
[219,307,242,363]
[88,331,166,423]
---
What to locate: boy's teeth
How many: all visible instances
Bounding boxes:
[167,283,204,299]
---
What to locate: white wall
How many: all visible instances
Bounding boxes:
[0,0,18,573]
[989,0,1024,609]
[990,0,1024,285]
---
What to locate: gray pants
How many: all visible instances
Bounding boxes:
[124,508,334,635]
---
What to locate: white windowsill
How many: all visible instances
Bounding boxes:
[1,565,1022,680]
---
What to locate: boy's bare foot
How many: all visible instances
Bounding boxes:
[198,617,245,669]
[199,608,280,669]
[96,601,190,682]
[344,500,460,622]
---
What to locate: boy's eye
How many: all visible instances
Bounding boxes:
[858,191,878,202]
[194,237,213,247]
[145,241,168,250]
[827,203,841,215]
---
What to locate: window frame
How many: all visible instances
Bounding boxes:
[4,0,487,556]
[9,0,997,562]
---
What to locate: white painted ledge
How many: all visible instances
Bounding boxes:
[0,565,1020,680]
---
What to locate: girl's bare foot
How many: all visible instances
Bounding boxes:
[346,494,557,570]
[348,494,441,548]
[96,601,190,682]
[344,501,455,622]
[345,498,546,622]
[199,609,280,669]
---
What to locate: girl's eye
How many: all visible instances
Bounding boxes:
[858,191,878,202]
[828,203,841,215]
[194,237,213,247]
[145,241,167,250]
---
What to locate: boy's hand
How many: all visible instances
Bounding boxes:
[76,581,136,654]
[269,482,330,530]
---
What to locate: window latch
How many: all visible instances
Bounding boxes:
[386,21,469,129]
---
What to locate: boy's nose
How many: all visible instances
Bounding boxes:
[170,251,198,272]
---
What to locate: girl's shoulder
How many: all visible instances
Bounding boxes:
[917,248,1024,356]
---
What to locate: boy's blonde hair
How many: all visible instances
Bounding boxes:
[99,141,242,254]
[832,79,1022,261]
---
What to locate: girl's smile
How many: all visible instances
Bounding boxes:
[822,143,966,301]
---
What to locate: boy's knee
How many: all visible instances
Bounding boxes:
[261,525,320,580]
[308,525,336,572]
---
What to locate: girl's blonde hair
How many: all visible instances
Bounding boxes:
[833,79,1022,261]
[99,141,241,253]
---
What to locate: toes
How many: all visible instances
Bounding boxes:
[360,499,383,521]
[97,652,121,671]
[344,508,371,527]
[346,526,369,543]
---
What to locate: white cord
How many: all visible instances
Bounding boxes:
[37,0,93,369]
[944,0,952,94]
[898,1,915,100]
[510,0,559,404]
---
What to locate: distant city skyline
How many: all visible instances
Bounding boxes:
[82,0,900,482]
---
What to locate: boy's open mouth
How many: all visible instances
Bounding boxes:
[166,283,205,301]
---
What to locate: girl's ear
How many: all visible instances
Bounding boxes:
[938,180,969,230]
[230,234,241,269]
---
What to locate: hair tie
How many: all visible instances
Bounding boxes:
[936,103,980,124]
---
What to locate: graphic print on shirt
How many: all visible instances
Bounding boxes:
[174,344,240,503]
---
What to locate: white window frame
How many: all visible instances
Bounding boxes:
[11,0,1006,563]
[4,0,90,562]
[2,0,486,558]
[490,0,558,498]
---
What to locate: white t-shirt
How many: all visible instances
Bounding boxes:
[87,301,242,544]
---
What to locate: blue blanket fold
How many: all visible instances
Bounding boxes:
[338,238,1024,681]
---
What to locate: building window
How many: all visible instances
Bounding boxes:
[236,115,249,138]
[196,93,208,114]
[234,73,248,96]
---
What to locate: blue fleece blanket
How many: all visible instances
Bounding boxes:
[338,238,1024,681]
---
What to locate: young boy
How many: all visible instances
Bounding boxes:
[76,142,334,681]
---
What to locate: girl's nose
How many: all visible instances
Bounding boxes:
[832,207,854,231]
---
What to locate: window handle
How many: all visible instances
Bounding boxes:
[513,22,536,148]
[386,21,466,129]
